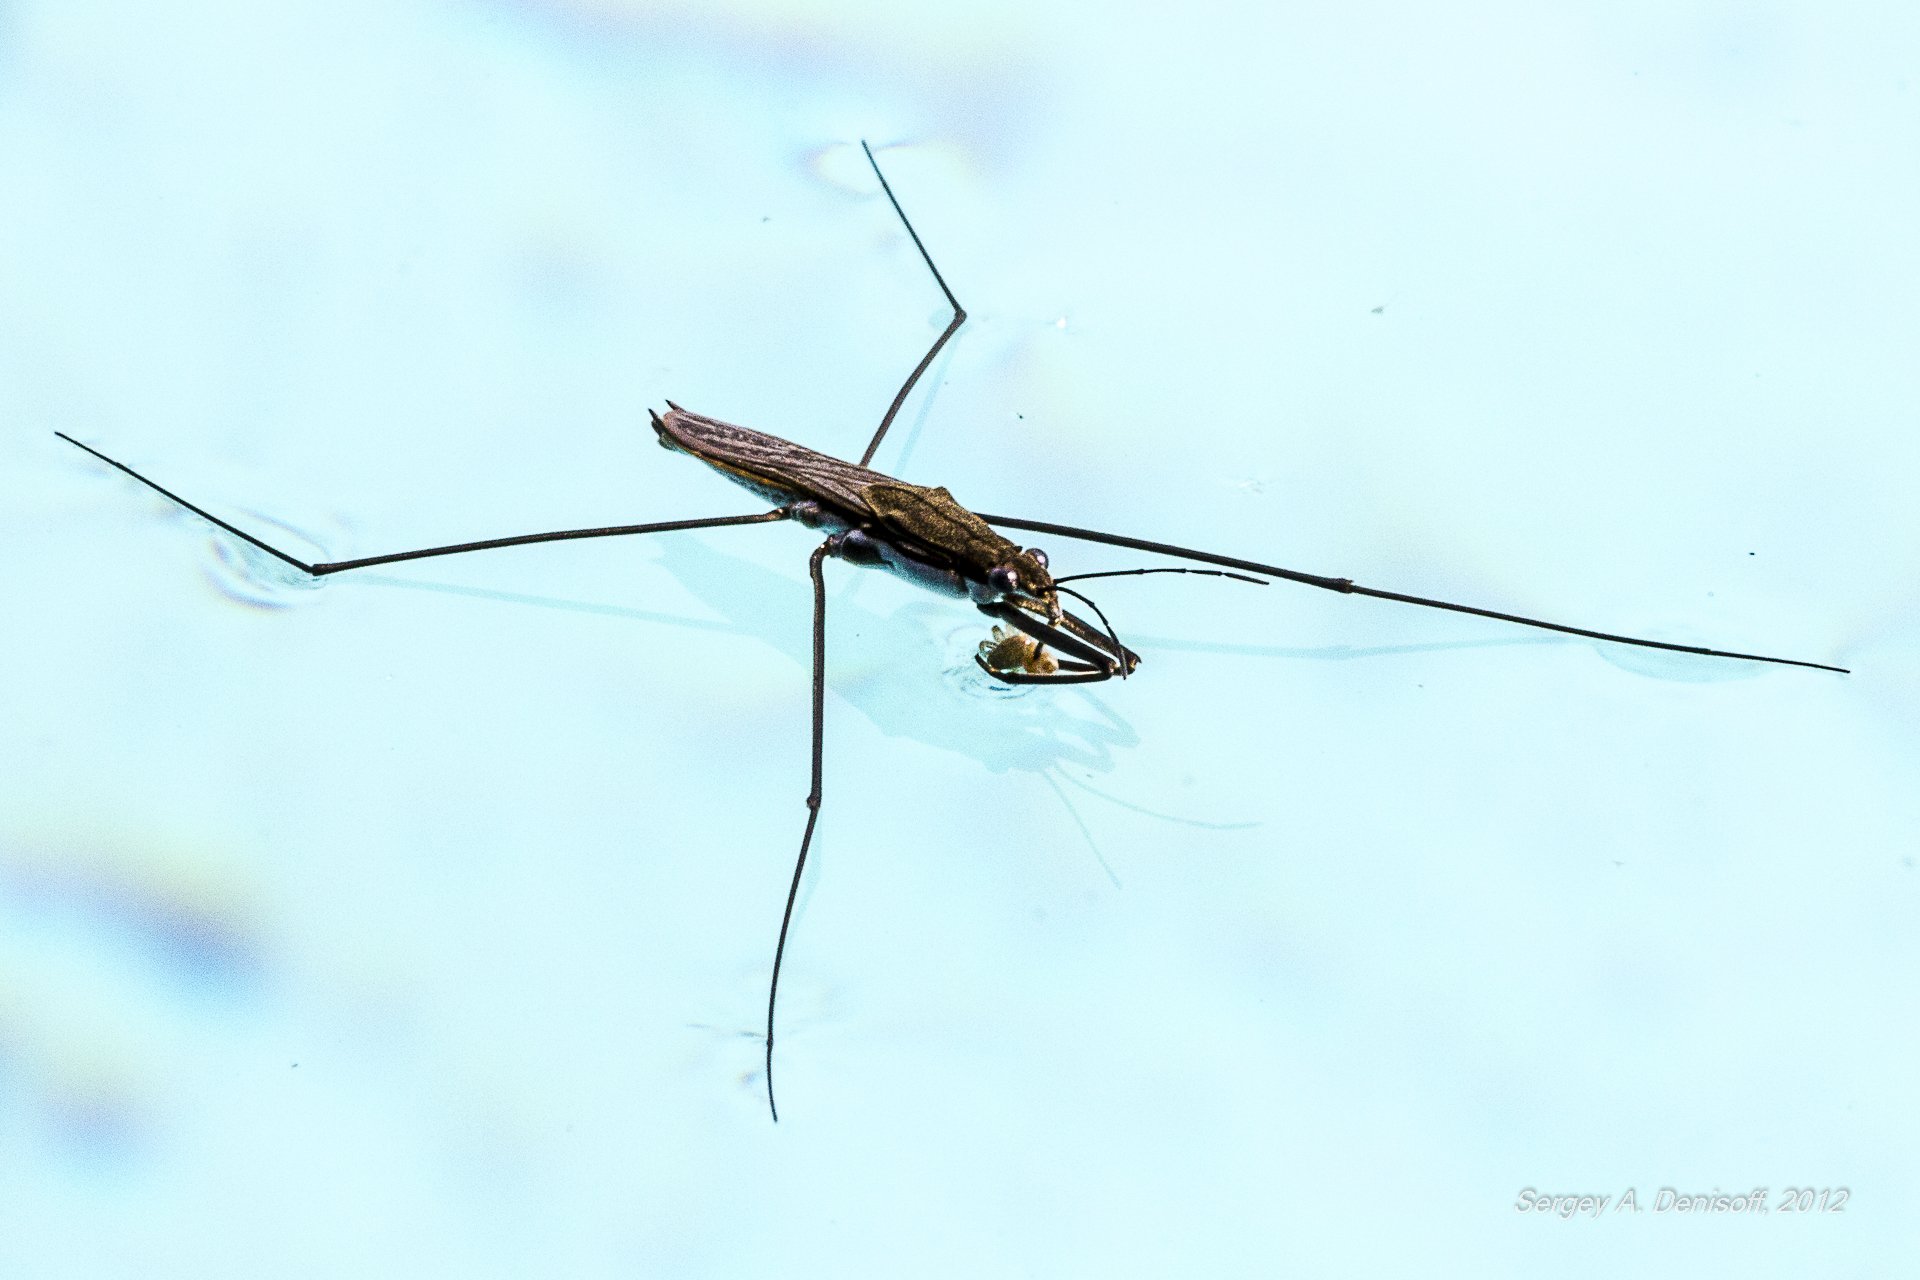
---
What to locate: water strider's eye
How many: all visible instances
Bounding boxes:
[1026,547,1048,570]
[988,565,1020,596]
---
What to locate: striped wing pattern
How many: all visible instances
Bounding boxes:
[656,408,895,520]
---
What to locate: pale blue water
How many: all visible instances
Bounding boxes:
[3,3,1915,1275]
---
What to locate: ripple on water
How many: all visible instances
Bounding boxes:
[199,511,337,610]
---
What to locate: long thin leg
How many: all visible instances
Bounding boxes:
[58,432,788,575]
[857,140,967,468]
[979,512,1850,675]
[765,540,831,1122]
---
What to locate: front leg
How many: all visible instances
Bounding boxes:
[59,432,787,575]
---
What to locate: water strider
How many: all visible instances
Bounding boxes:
[57,141,1848,1120]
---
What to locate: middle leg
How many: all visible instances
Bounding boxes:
[856,141,968,469]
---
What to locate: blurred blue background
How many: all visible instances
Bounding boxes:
[2,1,1914,1274]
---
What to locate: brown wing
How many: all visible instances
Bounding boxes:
[654,408,896,519]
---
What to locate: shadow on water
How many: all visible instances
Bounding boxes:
[353,528,1294,895]
[189,507,1785,905]
[361,528,1140,780]
[333,525,1763,790]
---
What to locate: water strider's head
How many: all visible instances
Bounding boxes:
[976,563,1269,683]
[985,546,1061,622]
